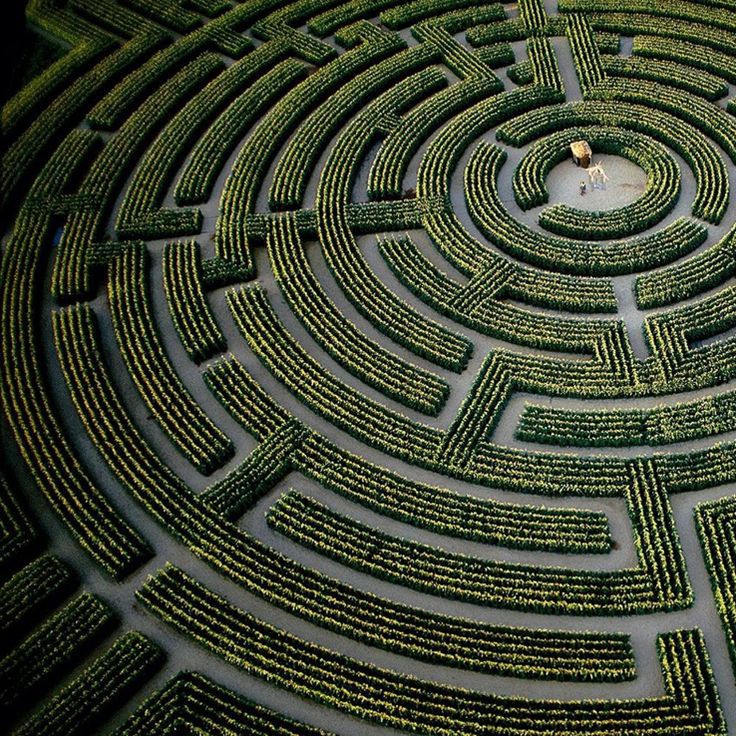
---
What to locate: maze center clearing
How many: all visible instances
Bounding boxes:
[545,154,648,210]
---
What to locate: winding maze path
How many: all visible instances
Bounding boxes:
[2,0,736,733]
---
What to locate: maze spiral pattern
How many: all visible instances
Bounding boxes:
[2,0,736,734]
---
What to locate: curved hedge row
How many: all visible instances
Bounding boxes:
[138,565,724,735]
[518,389,736,448]
[201,356,615,555]
[12,632,163,736]
[1,131,152,581]
[161,240,226,364]
[107,243,234,474]
[266,457,691,616]
[537,134,681,240]
[266,213,450,415]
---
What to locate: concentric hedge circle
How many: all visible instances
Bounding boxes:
[514,126,682,242]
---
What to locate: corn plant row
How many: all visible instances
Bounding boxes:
[106,244,234,475]
[187,0,231,17]
[3,34,114,138]
[660,433,736,495]
[227,287,642,498]
[117,670,332,736]
[138,565,724,733]
[0,556,76,640]
[1,132,152,581]
[632,35,736,85]
[527,36,564,92]
[602,54,729,102]
[518,388,736,448]
[559,0,736,34]
[267,214,450,415]
[345,196,445,232]
[315,73,474,372]
[0,470,38,575]
[6,0,112,125]
[2,30,165,213]
[119,0,202,33]
[379,0,505,30]
[51,310,635,680]
[418,4,513,35]
[519,0,548,31]
[635,224,736,308]
[119,48,278,239]
[507,60,534,86]
[200,418,307,520]
[68,0,163,38]
[474,41,516,67]
[412,23,504,83]
[594,30,619,53]
[52,52,222,301]
[468,428,627,498]
[200,256,254,290]
[173,53,307,205]
[307,0,402,36]
[368,75,500,199]
[644,284,736,380]
[505,256,617,313]
[77,0,251,66]
[138,565,632,702]
[0,593,116,712]
[162,241,226,364]
[269,40,435,209]
[465,17,528,46]
[589,77,736,164]
[190,4,261,57]
[696,495,736,677]
[203,356,612,554]
[204,354,293,441]
[379,236,613,354]
[267,469,690,616]
[252,17,339,68]
[295,431,612,554]
[438,353,512,467]
[585,11,736,56]
[12,632,163,736]
[566,13,606,95]
[466,142,706,275]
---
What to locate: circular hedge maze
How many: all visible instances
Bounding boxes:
[3,0,736,734]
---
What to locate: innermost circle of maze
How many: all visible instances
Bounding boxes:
[518,127,676,237]
[2,1,736,734]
